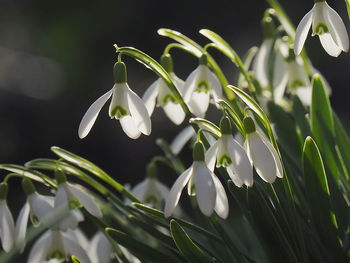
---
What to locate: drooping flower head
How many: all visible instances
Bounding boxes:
[78,61,151,139]
[183,54,222,117]
[206,117,253,187]
[243,117,283,183]
[164,141,229,219]
[294,0,349,57]
[0,183,15,252]
[143,54,186,125]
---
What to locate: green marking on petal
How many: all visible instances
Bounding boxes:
[31,214,40,227]
[145,195,158,205]
[160,94,177,105]
[110,106,128,119]
[189,184,196,196]
[47,250,65,261]
[313,23,329,35]
[217,154,232,167]
[291,79,305,89]
[69,199,81,209]
[195,81,209,93]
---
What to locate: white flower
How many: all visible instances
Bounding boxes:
[27,229,91,263]
[164,141,229,219]
[78,62,151,139]
[55,175,102,219]
[205,117,253,187]
[126,175,170,209]
[0,199,15,252]
[183,55,222,117]
[143,54,186,125]
[294,0,349,57]
[170,126,196,155]
[243,117,283,183]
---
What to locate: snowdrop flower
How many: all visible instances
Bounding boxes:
[183,54,222,117]
[206,117,253,187]
[170,126,196,155]
[78,61,151,139]
[143,54,186,125]
[54,171,103,219]
[0,183,15,252]
[294,0,349,57]
[243,117,283,183]
[27,229,91,263]
[126,163,170,209]
[164,141,229,219]
[253,16,276,88]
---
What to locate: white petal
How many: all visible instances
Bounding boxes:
[155,181,171,201]
[225,135,253,187]
[62,232,91,263]
[212,174,229,219]
[170,73,185,95]
[272,51,288,102]
[142,79,160,116]
[295,86,312,106]
[183,66,201,102]
[170,126,195,155]
[187,91,210,118]
[0,202,15,252]
[163,102,186,125]
[78,89,113,139]
[294,9,313,55]
[259,134,283,178]
[253,39,273,87]
[193,162,216,216]
[226,165,244,187]
[208,69,222,102]
[205,140,219,172]
[27,231,51,263]
[129,179,149,203]
[324,3,349,52]
[127,86,152,135]
[319,33,342,57]
[246,133,277,183]
[164,167,193,218]
[119,115,142,139]
[89,232,112,263]
[66,229,89,251]
[15,202,30,253]
[69,184,102,218]
[29,194,54,222]
[54,185,69,209]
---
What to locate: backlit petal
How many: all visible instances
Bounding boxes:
[15,202,30,253]
[62,232,91,263]
[163,102,186,125]
[205,140,219,172]
[253,39,273,87]
[127,86,152,135]
[294,9,313,55]
[193,162,216,216]
[259,134,283,178]
[69,184,102,218]
[170,126,195,155]
[187,91,210,118]
[183,66,201,102]
[0,202,15,252]
[164,167,192,218]
[119,115,142,139]
[27,230,51,263]
[212,174,229,219]
[78,89,113,139]
[319,33,342,57]
[207,69,222,102]
[142,79,160,116]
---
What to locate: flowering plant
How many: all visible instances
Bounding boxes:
[0,0,349,262]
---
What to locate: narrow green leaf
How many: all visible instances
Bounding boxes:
[333,113,350,179]
[0,164,55,187]
[114,45,189,115]
[292,95,311,141]
[302,137,346,262]
[51,147,139,202]
[346,0,350,19]
[189,118,221,138]
[200,29,255,93]
[106,228,180,263]
[227,85,278,148]
[216,99,245,135]
[170,220,214,263]
[157,28,233,99]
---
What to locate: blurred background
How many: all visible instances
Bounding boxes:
[0,0,349,228]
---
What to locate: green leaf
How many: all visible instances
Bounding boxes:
[199,29,255,93]
[157,28,234,99]
[227,85,278,148]
[266,0,295,38]
[51,147,139,202]
[106,228,180,263]
[114,45,189,115]
[0,164,55,187]
[216,99,245,135]
[291,95,311,142]
[302,137,346,262]
[346,0,350,19]
[170,220,214,263]
[25,158,109,195]
[189,118,221,138]
[71,256,82,263]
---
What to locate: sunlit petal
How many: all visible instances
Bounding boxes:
[163,102,186,125]
[187,91,210,118]
[142,79,160,116]
[319,33,342,57]
[183,66,201,102]
[27,231,51,263]
[0,202,15,252]
[78,89,113,139]
[15,202,30,253]
[119,115,142,139]
[253,39,273,87]
[294,9,313,55]
[212,174,229,219]
[62,232,91,263]
[205,140,219,172]
[170,126,195,155]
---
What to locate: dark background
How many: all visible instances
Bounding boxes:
[0,0,348,197]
